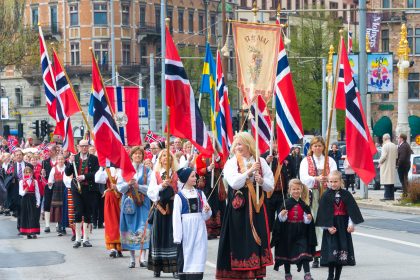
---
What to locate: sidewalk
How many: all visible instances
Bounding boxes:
[355,189,420,215]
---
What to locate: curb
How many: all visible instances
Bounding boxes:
[358,201,420,215]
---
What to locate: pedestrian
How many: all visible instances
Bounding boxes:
[379,133,398,200]
[41,145,58,233]
[271,179,317,280]
[397,133,413,198]
[299,136,337,268]
[215,132,274,279]
[328,144,342,170]
[19,166,41,239]
[343,156,356,194]
[147,149,179,278]
[117,146,152,268]
[48,154,67,236]
[316,170,364,280]
[289,146,303,179]
[173,167,212,280]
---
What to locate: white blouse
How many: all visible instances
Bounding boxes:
[299,155,337,189]
[48,165,71,189]
[19,179,40,206]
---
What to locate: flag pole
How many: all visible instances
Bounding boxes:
[165,19,171,177]
[53,48,95,141]
[323,30,343,196]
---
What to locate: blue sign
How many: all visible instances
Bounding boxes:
[138,99,148,118]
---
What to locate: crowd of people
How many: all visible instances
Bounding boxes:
[0,133,365,280]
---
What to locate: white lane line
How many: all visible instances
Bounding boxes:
[206,261,217,268]
[354,232,420,249]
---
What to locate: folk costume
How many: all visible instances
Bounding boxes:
[41,156,56,232]
[216,155,274,280]
[195,153,226,239]
[173,167,212,280]
[95,168,123,257]
[300,155,337,258]
[65,152,99,247]
[19,176,41,237]
[316,188,364,280]
[48,166,67,227]
[117,162,152,267]
[271,197,317,279]
[147,167,179,276]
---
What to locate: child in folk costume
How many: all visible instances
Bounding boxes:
[19,166,41,239]
[316,171,364,280]
[95,167,123,259]
[271,179,317,280]
[173,167,212,280]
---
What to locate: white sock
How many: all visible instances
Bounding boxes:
[44,212,50,228]
[130,250,136,263]
[83,223,89,242]
[140,250,147,262]
[75,223,82,242]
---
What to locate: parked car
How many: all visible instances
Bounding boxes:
[371,148,402,190]
[407,154,420,181]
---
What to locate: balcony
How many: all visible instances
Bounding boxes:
[40,24,62,40]
[382,11,403,24]
[137,22,161,43]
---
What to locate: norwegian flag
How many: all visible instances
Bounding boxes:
[91,52,135,182]
[52,50,80,121]
[54,118,76,154]
[336,37,376,184]
[348,31,353,54]
[274,25,304,162]
[165,27,213,156]
[39,26,57,120]
[8,136,18,152]
[250,95,272,155]
[144,130,161,144]
[217,50,234,158]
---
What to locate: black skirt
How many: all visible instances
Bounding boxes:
[50,181,65,223]
[20,193,40,235]
[147,202,177,273]
[216,186,273,279]
[320,215,356,266]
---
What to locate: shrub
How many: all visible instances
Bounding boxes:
[407,180,420,203]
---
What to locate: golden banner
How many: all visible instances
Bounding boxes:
[232,22,281,106]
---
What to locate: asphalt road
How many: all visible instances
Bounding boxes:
[1,206,419,280]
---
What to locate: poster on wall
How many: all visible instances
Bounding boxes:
[333,53,359,87]
[0,98,9,120]
[367,53,393,93]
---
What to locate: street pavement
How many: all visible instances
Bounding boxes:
[1,190,419,280]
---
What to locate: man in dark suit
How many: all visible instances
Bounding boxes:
[5,149,33,230]
[397,133,413,197]
[41,144,59,233]
[65,139,99,248]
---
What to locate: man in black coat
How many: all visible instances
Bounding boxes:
[65,139,99,248]
[397,133,413,197]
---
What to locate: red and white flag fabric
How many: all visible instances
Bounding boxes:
[106,86,141,146]
[91,53,135,182]
[250,95,272,155]
[336,37,376,184]
[54,118,76,154]
[275,20,304,163]
[52,50,80,121]
[144,130,165,144]
[39,26,57,120]
[165,27,213,156]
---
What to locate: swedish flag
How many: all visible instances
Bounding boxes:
[200,43,219,140]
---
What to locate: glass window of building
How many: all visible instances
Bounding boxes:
[122,42,131,65]
[198,13,204,34]
[31,6,38,27]
[122,4,130,26]
[188,10,194,34]
[15,88,23,106]
[381,29,389,52]
[94,3,108,26]
[140,5,146,27]
[51,6,58,33]
[409,73,420,99]
[70,4,79,26]
[70,42,80,66]
[178,9,184,33]
[94,42,109,67]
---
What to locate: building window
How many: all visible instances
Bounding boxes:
[304,0,309,9]
[382,0,390,8]
[15,88,23,106]
[140,6,146,27]
[167,8,173,33]
[409,73,420,99]
[343,4,347,22]
[34,95,41,106]
[188,11,194,34]
[140,44,147,65]
[350,5,356,23]
[381,30,389,52]
[198,13,204,34]
[240,0,246,7]
[93,3,108,26]
[211,15,216,36]
[330,2,338,18]
[416,28,420,54]
[121,4,130,26]
[287,0,291,10]
[408,28,420,55]
[408,28,413,54]
[295,0,300,11]
[94,42,109,69]
[31,6,38,27]
[50,6,58,33]
[70,42,80,66]
[381,93,389,101]
[0,87,5,97]
[155,6,161,32]
[407,0,420,8]
[178,9,184,33]
[262,0,266,10]
[122,42,130,65]
[69,4,79,26]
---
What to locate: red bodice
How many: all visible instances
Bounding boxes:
[23,180,36,193]
[287,203,304,223]
[334,198,348,216]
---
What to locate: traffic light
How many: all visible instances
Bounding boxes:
[17,123,24,139]
[31,120,40,138]
[46,123,54,136]
[3,125,10,138]
[40,120,48,137]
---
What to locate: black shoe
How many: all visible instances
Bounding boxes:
[117,251,123,258]
[140,261,147,267]
[154,271,160,277]
[109,250,117,258]
[73,241,82,248]
[32,235,37,239]
[312,258,320,268]
[93,224,98,229]
[12,212,17,217]
[57,232,63,237]
[82,241,92,247]
[4,211,11,216]
[173,272,179,279]
[128,261,135,268]
[44,227,50,233]
[98,224,104,229]
[71,235,76,242]
[60,229,67,235]
[27,235,33,239]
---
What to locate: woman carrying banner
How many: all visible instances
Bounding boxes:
[216,132,274,279]
[299,136,337,268]
[117,146,152,268]
[147,149,179,278]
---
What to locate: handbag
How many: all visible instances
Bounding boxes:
[232,190,245,210]
[122,196,136,215]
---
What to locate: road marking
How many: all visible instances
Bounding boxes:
[354,232,420,249]
[206,261,217,268]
